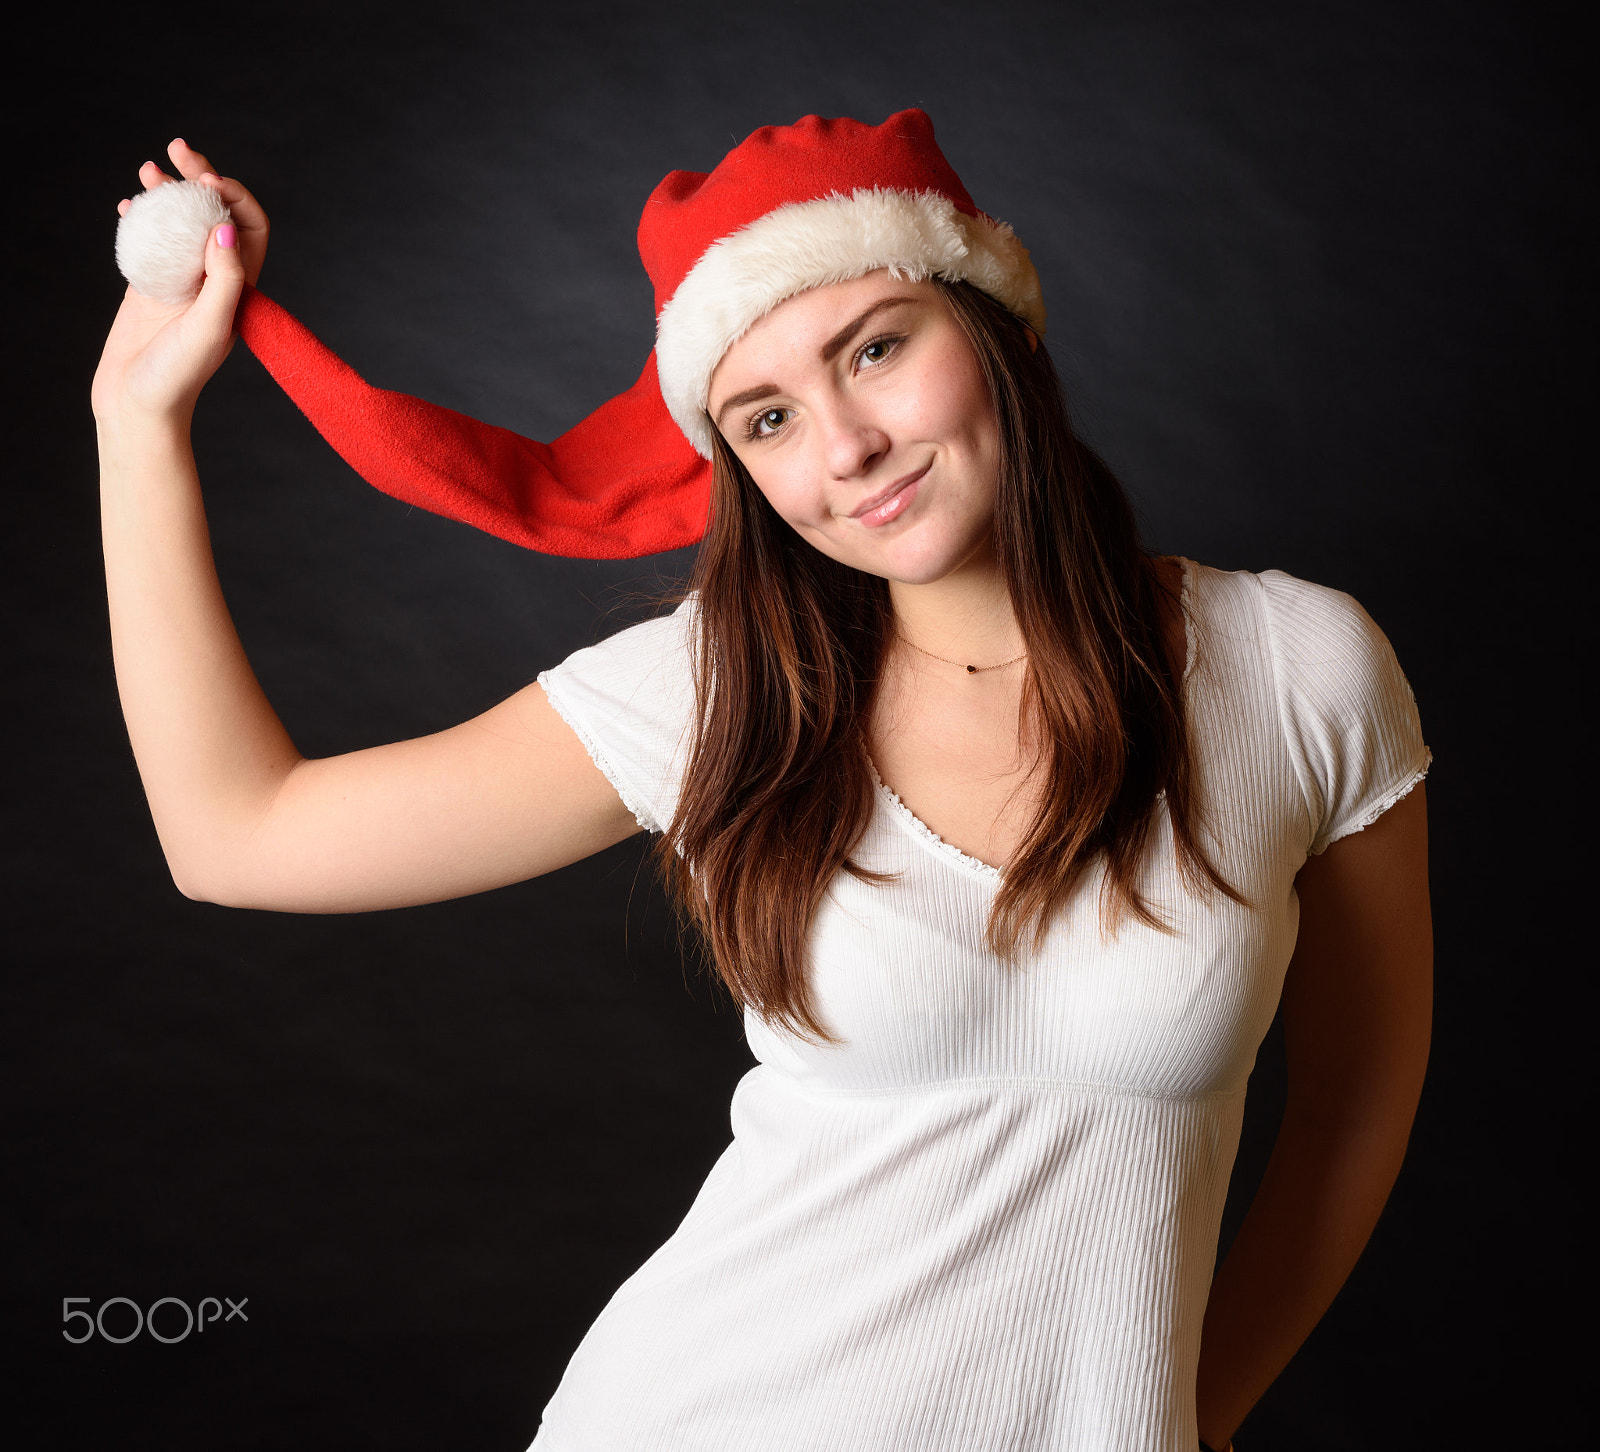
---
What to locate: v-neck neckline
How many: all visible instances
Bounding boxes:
[869,557,1197,881]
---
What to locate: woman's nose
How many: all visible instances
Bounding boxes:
[817,399,890,480]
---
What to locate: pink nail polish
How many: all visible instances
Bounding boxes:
[217,223,237,249]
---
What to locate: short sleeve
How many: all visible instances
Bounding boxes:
[536,600,699,835]
[1257,571,1432,856]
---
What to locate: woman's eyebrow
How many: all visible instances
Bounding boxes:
[714,383,782,429]
[819,296,920,362]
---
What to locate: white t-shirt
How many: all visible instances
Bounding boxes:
[527,559,1430,1452]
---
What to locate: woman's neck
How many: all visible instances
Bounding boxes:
[886,537,1024,669]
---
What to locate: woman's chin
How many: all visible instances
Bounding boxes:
[851,544,981,589]
[866,525,998,589]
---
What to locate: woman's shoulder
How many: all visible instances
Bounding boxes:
[1178,558,1398,675]
[1178,558,1429,854]
[535,596,700,836]
[1180,555,1364,618]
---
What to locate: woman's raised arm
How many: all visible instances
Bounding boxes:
[93,143,640,914]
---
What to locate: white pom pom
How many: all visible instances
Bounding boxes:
[115,181,232,305]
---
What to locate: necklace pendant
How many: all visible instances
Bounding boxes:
[966,664,978,673]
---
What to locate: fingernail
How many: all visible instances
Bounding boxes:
[217,223,237,249]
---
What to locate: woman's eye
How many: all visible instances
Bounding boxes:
[752,407,792,438]
[857,335,901,368]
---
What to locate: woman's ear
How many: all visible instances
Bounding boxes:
[1025,326,1040,354]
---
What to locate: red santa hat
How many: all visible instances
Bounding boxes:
[644,110,1044,458]
[123,109,1045,558]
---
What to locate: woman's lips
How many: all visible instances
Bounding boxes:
[852,465,929,528]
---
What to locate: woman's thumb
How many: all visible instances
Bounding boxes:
[190,221,247,332]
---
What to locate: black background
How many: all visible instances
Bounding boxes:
[3,2,1583,1447]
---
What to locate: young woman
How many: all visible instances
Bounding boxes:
[94,111,1432,1452]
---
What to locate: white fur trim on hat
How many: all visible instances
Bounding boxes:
[655,188,1046,458]
[115,180,232,305]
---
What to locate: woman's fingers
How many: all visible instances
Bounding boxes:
[167,137,217,180]
[197,172,268,231]
[199,174,270,286]
[151,138,271,287]
[138,158,175,191]
[166,141,261,229]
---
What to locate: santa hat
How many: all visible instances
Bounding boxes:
[119,109,1044,559]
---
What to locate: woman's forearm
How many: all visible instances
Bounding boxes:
[1195,1104,1413,1446]
[98,412,303,896]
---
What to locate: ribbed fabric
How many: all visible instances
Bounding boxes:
[530,561,1430,1452]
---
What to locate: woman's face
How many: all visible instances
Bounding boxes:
[707,273,1002,587]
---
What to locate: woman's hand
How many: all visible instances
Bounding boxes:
[92,140,271,427]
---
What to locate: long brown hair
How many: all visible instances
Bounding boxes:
[657,279,1240,1043]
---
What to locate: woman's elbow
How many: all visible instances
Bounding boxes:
[162,836,286,910]
[166,851,241,906]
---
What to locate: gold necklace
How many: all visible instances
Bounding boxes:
[897,634,1029,674]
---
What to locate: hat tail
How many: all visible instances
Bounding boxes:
[234,286,710,560]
